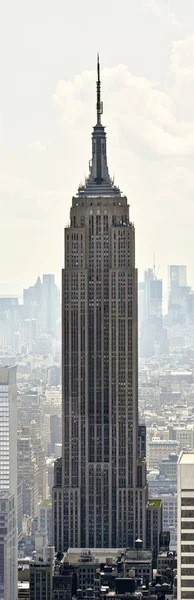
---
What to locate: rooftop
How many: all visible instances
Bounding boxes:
[179,451,194,464]
[39,499,52,508]
[147,499,162,508]
[66,548,124,564]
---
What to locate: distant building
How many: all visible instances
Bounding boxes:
[148,440,179,470]
[42,274,60,336]
[144,268,163,320]
[17,428,39,519]
[177,451,194,600]
[38,500,52,546]
[23,274,60,338]
[159,454,178,480]
[17,481,23,542]
[50,414,61,455]
[168,265,187,293]
[22,319,37,352]
[139,268,168,358]
[13,330,21,354]
[168,265,191,325]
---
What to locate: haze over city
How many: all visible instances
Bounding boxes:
[2,3,194,600]
[1,0,194,294]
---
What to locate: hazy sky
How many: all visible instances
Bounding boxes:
[1,0,194,295]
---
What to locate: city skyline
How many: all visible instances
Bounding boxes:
[1,1,194,291]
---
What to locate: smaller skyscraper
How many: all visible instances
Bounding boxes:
[0,366,17,495]
[169,265,187,292]
[42,274,60,336]
[29,558,53,600]
[144,268,162,319]
[168,265,190,324]
[177,452,194,600]
[146,499,163,568]
[17,428,39,519]
[38,500,52,546]
[140,268,168,358]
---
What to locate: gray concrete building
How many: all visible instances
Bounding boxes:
[53,57,144,550]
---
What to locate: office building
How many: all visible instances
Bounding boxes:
[159,453,178,480]
[0,366,17,494]
[146,499,163,568]
[0,492,17,600]
[168,265,190,325]
[169,265,187,292]
[177,452,194,600]
[148,439,179,470]
[17,428,39,519]
[38,500,52,545]
[29,420,48,503]
[29,559,53,600]
[42,274,60,336]
[144,268,162,320]
[53,57,145,550]
[161,493,177,551]
[0,366,17,600]
[140,268,168,358]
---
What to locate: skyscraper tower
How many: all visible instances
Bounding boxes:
[53,57,147,550]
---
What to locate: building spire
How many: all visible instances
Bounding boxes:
[96,53,103,124]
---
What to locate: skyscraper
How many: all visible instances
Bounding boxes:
[0,366,17,496]
[53,57,147,550]
[0,366,18,600]
[177,452,194,600]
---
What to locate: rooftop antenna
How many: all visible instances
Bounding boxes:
[96,53,103,124]
[153,253,156,278]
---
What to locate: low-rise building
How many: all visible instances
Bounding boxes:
[148,440,179,470]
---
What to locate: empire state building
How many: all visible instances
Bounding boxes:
[53,57,147,550]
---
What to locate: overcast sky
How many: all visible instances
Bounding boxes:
[1,0,194,295]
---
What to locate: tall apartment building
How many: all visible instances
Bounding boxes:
[53,57,147,550]
[0,366,18,600]
[177,452,194,600]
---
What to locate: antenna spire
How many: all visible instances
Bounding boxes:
[96,53,103,124]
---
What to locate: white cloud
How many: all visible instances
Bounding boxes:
[30,139,47,152]
[171,35,194,83]
[143,0,179,26]
[54,63,194,159]
[0,173,60,223]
